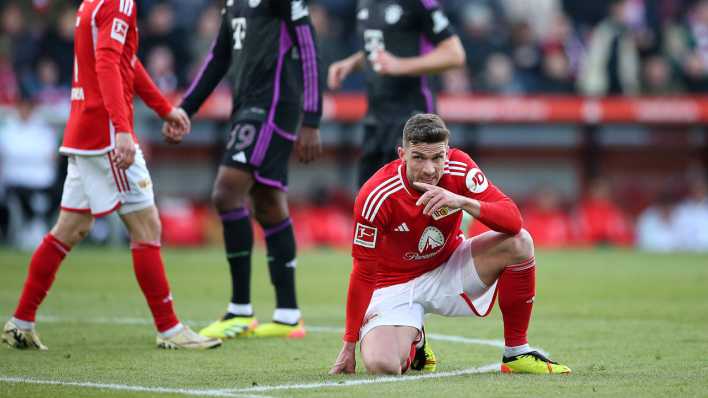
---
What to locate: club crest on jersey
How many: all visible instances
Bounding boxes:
[291,0,309,21]
[465,168,488,194]
[431,206,460,220]
[354,223,377,248]
[385,4,403,24]
[110,18,129,44]
[405,226,445,260]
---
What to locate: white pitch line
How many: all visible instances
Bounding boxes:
[227,363,501,393]
[0,376,269,398]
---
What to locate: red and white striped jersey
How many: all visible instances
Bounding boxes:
[343,148,523,342]
[61,0,173,155]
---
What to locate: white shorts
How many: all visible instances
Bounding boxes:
[60,146,154,217]
[360,238,499,341]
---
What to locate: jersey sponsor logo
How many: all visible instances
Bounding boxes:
[385,4,403,24]
[110,18,129,44]
[465,168,488,194]
[431,206,460,220]
[364,29,385,54]
[71,87,85,101]
[418,226,444,253]
[231,17,247,50]
[394,222,409,232]
[431,10,450,34]
[291,0,309,21]
[249,0,261,8]
[357,8,369,20]
[354,223,377,248]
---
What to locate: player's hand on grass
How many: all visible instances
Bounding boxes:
[329,342,356,375]
[162,107,191,144]
[371,50,405,76]
[113,132,136,170]
[296,126,322,164]
[414,181,468,216]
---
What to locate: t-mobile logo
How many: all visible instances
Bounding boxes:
[231,18,247,50]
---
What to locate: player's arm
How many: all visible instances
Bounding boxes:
[372,0,465,76]
[328,51,365,90]
[277,0,323,163]
[415,153,522,235]
[94,1,134,168]
[179,6,233,118]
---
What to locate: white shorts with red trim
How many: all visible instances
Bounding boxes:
[60,146,154,217]
[359,238,499,341]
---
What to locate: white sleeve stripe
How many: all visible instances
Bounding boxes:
[361,175,399,217]
[367,185,404,222]
[446,160,467,166]
[444,171,465,177]
[364,181,403,221]
[444,165,466,172]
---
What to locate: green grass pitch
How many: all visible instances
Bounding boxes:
[1,247,707,397]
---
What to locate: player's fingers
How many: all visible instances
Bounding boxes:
[415,190,434,206]
[424,193,445,215]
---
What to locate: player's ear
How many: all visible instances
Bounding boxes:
[397,146,405,160]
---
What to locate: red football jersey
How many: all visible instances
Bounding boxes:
[344,148,523,342]
[61,0,172,155]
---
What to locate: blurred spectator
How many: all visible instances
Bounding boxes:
[146,46,179,93]
[672,178,708,251]
[536,49,576,93]
[459,3,510,89]
[2,3,43,97]
[500,0,561,40]
[509,21,543,91]
[480,53,524,94]
[140,2,190,88]
[642,54,681,94]
[441,67,472,94]
[40,6,75,87]
[542,13,585,77]
[35,57,68,103]
[0,96,58,249]
[0,47,18,103]
[189,4,221,80]
[636,190,678,251]
[579,0,641,96]
[664,0,708,92]
[574,177,634,246]
[523,186,574,248]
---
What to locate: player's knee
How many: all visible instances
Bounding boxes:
[252,197,288,225]
[364,356,402,375]
[508,228,534,263]
[52,218,93,247]
[211,184,246,213]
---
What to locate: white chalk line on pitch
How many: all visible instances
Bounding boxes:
[0,376,270,398]
[0,315,530,395]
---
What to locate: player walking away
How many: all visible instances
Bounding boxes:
[329,114,570,375]
[169,0,323,339]
[1,0,221,351]
[328,0,465,187]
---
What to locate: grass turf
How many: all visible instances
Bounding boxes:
[0,247,707,397]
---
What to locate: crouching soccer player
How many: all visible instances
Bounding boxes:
[329,114,570,375]
[1,0,220,350]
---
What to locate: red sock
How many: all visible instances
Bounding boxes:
[14,234,71,322]
[498,257,536,347]
[131,242,180,333]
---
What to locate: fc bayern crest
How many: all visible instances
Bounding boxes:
[385,4,403,24]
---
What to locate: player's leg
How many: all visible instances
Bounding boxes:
[199,165,259,339]
[469,229,570,373]
[2,210,93,350]
[360,326,420,375]
[117,148,220,349]
[358,121,386,187]
[120,205,220,349]
[248,184,304,338]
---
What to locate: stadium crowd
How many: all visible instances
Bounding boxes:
[0,0,707,251]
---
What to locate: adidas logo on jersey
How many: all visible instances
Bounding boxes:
[394,223,409,232]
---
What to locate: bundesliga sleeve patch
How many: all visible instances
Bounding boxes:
[465,168,489,194]
[353,223,377,248]
[110,18,129,44]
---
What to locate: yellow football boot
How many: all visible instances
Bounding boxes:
[501,351,571,374]
[198,316,258,339]
[247,320,306,339]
